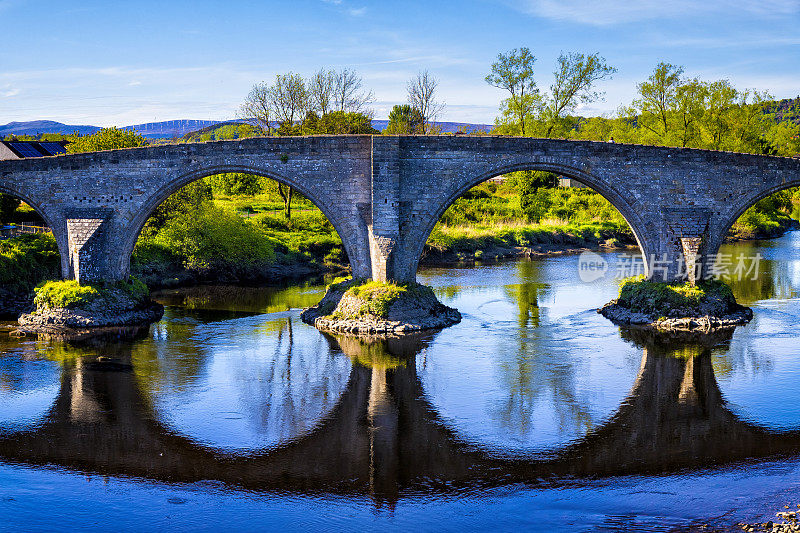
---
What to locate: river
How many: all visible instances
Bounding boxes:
[3,233,800,531]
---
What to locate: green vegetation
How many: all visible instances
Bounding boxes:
[133,203,275,282]
[66,127,148,153]
[385,104,424,134]
[426,179,633,259]
[33,280,100,309]
[32,277,149,310]
[0,234,60,292]
[616,276,736,314]
[730,189,796,239]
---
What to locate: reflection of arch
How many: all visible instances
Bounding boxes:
[116,165,362,279]
[6,333,800,503]
[406,160,653,277]
[0,184,68,277]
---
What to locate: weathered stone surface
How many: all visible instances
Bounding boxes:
[17,302,163,330]
[598,300,753,332]
[16,286,164,334]
[1,136,798,284]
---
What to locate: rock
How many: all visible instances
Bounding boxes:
[15,285,163,337]
[301,281,461,338]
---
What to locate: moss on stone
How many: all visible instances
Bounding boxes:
[616,276,736,315]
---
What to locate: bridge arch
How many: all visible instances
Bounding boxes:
[117,164,370,280]
[403,159,655,279]
[0,185,69,278]
[705,177,800,261]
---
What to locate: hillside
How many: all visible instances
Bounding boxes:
[0,119,224,139]
[0,120,100,136]
[770,97,800,125]
[0,117,495,140]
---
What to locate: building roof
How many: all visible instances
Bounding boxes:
[0,140,69,160]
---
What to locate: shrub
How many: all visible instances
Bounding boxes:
[34,280,100,309]
[148,204,274,272]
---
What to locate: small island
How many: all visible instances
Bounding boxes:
[599,276,753,332]
[13,277,163,336]
[301,278,461,336]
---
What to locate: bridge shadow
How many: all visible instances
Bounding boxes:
[2,328,800,506]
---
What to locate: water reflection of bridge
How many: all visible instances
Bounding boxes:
[2,331,800,505]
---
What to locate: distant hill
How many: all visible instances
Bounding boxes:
[0,120,100,136]
[0,117,495,140]
[126,119,225,138]
[770,97,800,125]
[181,119,495,140]
[0,119,225,139]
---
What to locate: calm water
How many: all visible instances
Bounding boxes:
[4,234,800,531]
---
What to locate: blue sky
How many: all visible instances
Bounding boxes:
[0,0,798,126]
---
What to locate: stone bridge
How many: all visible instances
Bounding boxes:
[1,136,798,283]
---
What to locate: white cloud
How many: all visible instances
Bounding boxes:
[348,7,366,16]
[506,0,800,25]
[0,84,20,97]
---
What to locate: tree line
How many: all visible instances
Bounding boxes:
[486,49,798,157]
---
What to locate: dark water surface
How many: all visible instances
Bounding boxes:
[4,234,800,531]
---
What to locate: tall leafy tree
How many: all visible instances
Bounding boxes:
[632,62,684,142]
[486,47,538,135]
[542,52,616,138]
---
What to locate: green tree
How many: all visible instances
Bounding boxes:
[305,111,379,134]
[486,47,538,136]
[632,62,685,143]
[207,173,263,196]
[518,171,557,221]
[385,105,424,134]
[144,181,213,233]
[542,52,616,138]
[66,127,148,153]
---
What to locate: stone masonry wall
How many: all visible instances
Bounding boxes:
[0,136,798,285]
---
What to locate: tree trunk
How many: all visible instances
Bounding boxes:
[277,184,294,219]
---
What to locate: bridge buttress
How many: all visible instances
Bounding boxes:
[369,136,403,282]
[65,208,117,283]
